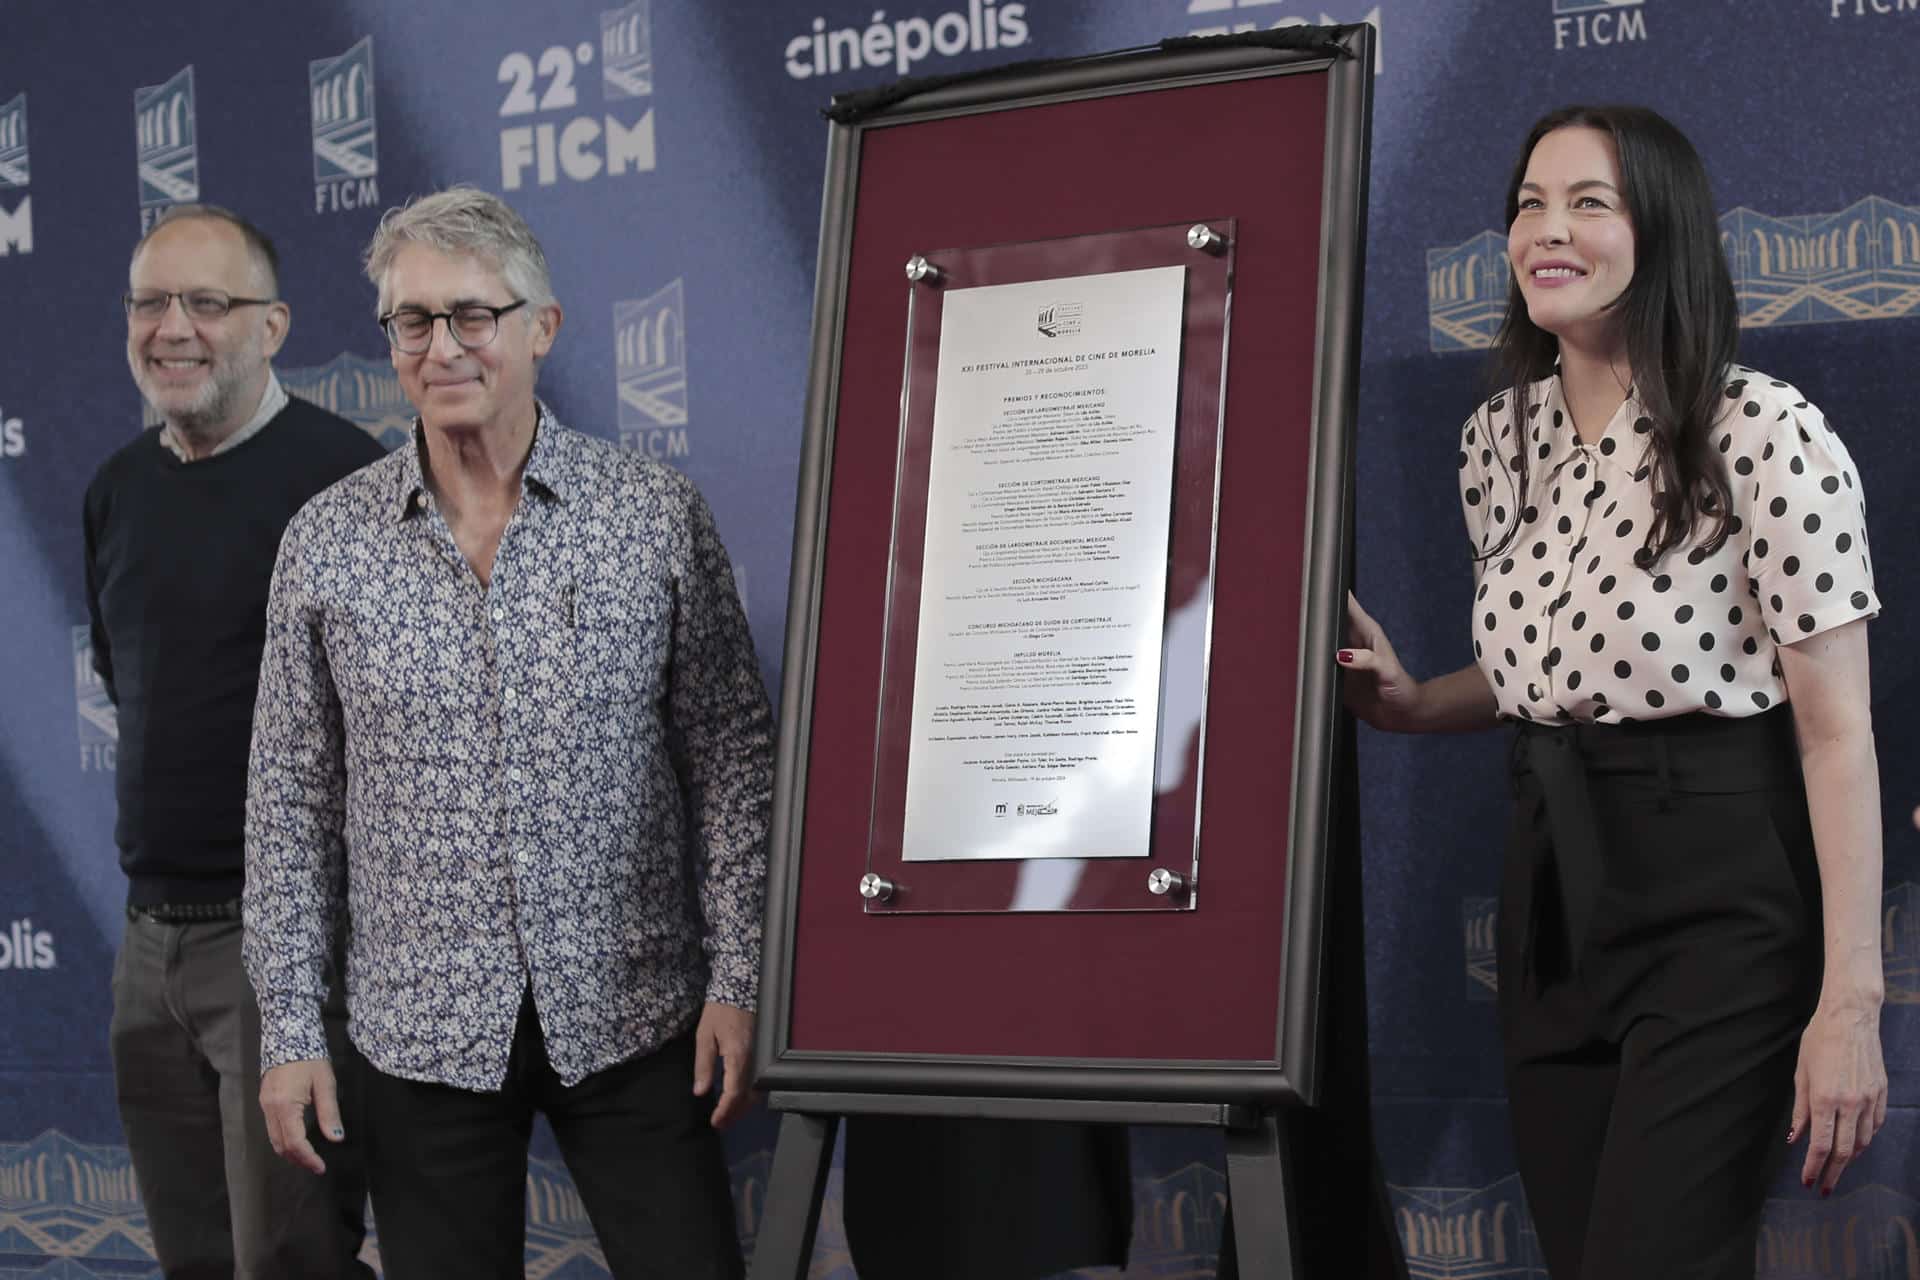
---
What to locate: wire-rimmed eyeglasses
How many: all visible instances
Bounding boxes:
[124,289,277,322]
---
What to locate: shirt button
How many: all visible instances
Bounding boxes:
[492,607,506,624]
[503,686,518,705]
[414,492,429,510]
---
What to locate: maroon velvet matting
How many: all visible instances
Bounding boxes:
[790,70,1328,1063]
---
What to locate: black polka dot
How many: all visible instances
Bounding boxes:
[1670,664,1689,682]
[1500,558,1516,575]
[1850,591,1870,609]
[1524,624,1538,643]
[1531,542,1548,560]
[1720,663,1736,682]
[1566,671,1583,690]
[1571,611,1588,631]
[1769,496,1788,518]
[1743,400,1761,418]
[1743,637,1759,655]
[1600,438,1616,456]
[1652,575,1672,593]
[1675,605,1694,623]
[1465,487,1482,505]
[1770,593,1784,614]
[1590,634,1607,653]
[1573,462,1587,480]
[1718,434,1733,453]
[1753,538,1769,559]
[1803,514,1821,534]
[1527,683,1542,701]
[1710,574,1728,593]
[1836,533,1853,553]
[1522,505,1539,523]
[1821,475,1840,494]
[1505,648,1518,667]
[1615,519,1634,539]
[1762,442,1775,461]
[1599,575,1617,594]
[1494,669,1506,687]
[1509,591,1525,609]
[1617,602,1635,620]
[1752,691,1770,709]
[1734,457,1753,476]
[1647,690,1666,709]
[1634,416,1653,433]
[1641,632,1660,651]
[1494,505,1508,524]
[1614,660,1632,679]
[1728,606,1744,625]
[1538,571,1555,589]
[1557,515,1572,535]
[1790,456,1805,476]
[1545,647,1562,670]
[1782,556,1800,577]
[1704,690,1722,710]
[1798,614,1816,633]
[1485,613,1497,631]
[1815,573,1833,593]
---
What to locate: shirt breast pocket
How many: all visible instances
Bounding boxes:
[571,583,672,707]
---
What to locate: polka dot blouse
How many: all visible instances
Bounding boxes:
[1458,367,1878,724]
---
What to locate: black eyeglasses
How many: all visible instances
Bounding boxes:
[124,289,277,321]
[378,300,528,354]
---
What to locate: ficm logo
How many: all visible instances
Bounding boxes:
[0,919,56,970]
[73,625,118,772]
[1552,0,1648,50]
[497,6,656,191]
[784,1,1030,80]
[280,353,412,450]
[1036,300,1082,339]
[614,281,689,460]
[0,404,23,457]
[134,66,199,229]
[310,36,379,214]
[0,91,30,257]
[1184,1,1384,74]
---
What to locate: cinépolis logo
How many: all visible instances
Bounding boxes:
[784,1,1030,80]
[0,91,30,257]
[0,404,22,458]
[0,919,56,971]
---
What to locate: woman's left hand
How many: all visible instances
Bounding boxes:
[1791,998,1888,1195]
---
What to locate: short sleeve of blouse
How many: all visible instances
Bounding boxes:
[1458,401,1512,556]
[1739,389,1879,644]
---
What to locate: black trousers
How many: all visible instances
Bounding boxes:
[1499,709,1821,1280]
[362,997,742,1280]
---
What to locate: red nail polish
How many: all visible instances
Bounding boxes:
[1336,650,1353,664]
[1821,1188,1831,1200]
[1803,1177,1813,1189]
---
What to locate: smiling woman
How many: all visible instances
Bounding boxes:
[1339,104,1887,1280]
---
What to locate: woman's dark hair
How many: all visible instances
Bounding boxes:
[1488,104,1738,568]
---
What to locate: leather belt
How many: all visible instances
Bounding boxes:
[127,899,243,924]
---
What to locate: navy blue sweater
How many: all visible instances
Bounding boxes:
[82,395,386,906]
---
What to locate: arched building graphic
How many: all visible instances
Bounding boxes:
[602,0,654,100]
[614,279,689,432]
[280,353,413,451]
[0,1133,150,1264]
[1756,1184,1920,1279]
[1426,231,1508,352]
[0,93,27,189]
[1887,882,1920,1006]
[1133,1160,1229,1266]
[309,36,378,183]
[1390,1175,1547,1279]
[1434,197,1920,349]
[1463,895,1497,1001]
[133,65,199,209]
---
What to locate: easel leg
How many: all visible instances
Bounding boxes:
[1222,1111,1301,1280]
[747,1112,840,1280]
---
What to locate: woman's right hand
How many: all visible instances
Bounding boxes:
[1338,593,1424,732]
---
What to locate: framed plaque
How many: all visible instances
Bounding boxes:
[757,27,1373,1109]
[867,222,1234,913]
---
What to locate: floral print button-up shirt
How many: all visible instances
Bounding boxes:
[244,404,773,1089]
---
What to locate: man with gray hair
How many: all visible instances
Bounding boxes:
[83,203,381,1277]
[244,186,770,1278]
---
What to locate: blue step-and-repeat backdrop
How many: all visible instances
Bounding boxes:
[3,1,1917,1275]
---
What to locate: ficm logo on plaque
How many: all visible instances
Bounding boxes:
[1183,0,1383,73]
[0,91,30,257]
[783,0,1031,80]
[613,280,689,460]
[135,65,199,230]
[0,919,56,971]
[1551,0,1648,51]
[310,36,379,214]
[73,625,118,772]
[497,1,656,191]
